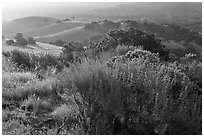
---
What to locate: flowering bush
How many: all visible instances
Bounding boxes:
[57,50,201,134]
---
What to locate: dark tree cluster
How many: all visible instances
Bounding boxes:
[6,39,15,45]
[14,33,27,46]
[96,28,169,59]
[50,39,67,47]
[27,37,36,45]
[85,20,122,33]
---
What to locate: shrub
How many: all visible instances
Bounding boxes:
[179,54,202,89]
[60,43,76,65]
[51,103,79,122]
[2,76,60,102]
[53,39,67,47]
[27,37,36,45]
[2,119,31,135]
[21,95,52,114]
[3,50,63,71]
[6,39,15,45]
[115,44,130,55]
[57,51,201,135]
[14,33,28,46]
[2,55,16,72]
[9,50,34,70]
[15,33,23,40]
[16,38,27,46]
[125,48,160,63]
[107,28,169,57]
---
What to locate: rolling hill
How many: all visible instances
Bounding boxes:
[2,16,95,43]
[77,2,202,32]
[2,12,201,57]
[35,26,100,43]
[2,16,60,38]
[4,21,87,39]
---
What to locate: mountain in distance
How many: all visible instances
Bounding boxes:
[3,20,87,39]
[2,16,59,37]
[76,2,202,32]
[2,16,100,43]
[2,2,201,55]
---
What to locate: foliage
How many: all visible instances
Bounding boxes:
[180,54,202,88]
[3,50,63,71]
[16,38,28,46]
[21,95,53,114]
[57,53,201,135]
[2,22,202,135]
[15,33,23,40]
[85,20,121,33]
[168,24,202,45]
[6,39,15,45]
[115,44,131,55]
[14,33,28,46]
[50,39,67,47]
[27,37,36,45]
[107,28,169,58]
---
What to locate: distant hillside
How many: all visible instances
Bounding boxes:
[2,16,59,37]
[2,20,10,25]
[78,2,202,32]
[35,26,100,43]
[83,20,202,56]
[4,21,86,39]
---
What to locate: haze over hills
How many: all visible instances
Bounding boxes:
[2,16,59,36]
[2,2,125,20]
[77,2,202,32]
[3,18,87,39]
[2,2,202,56]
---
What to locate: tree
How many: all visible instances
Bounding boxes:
[6,39,14,45]
[14,33,27,46]
[27,37,36,45]
[60,43,75,65]
[56,20,63,23]
[16,38,27,46]
[54,39,67,47]
[107,28,169,58]
[15,33,23,40]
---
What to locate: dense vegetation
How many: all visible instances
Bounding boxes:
[6,33,36,46]
[85,20,201,57]
[2,26,202,135]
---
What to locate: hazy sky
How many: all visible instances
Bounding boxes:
[2,2,124,20]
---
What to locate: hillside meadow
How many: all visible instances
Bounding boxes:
[2,27,202,134]
[2,41,62,56]
[2,2,202,134]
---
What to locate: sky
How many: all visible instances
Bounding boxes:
[2,2,124,20]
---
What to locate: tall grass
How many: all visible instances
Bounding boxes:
[3,50,63,72]
[57,51,201,134]
[2,48,201,135]
[2,74,59,102]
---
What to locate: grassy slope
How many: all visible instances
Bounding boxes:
[189,42,202,55]
[163,40,187,50]
[125,22,202,53]
[5,21,87,39]
[2,41,62,56]
[2,43,202,135]
[3,16,59,38]
[35,26,100,43]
